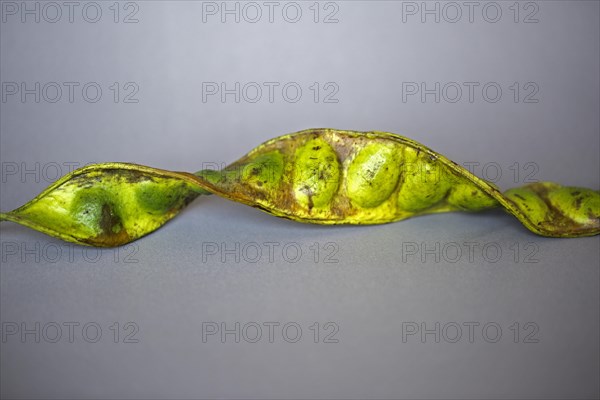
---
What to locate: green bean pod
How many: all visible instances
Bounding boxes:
[1,129,598,246]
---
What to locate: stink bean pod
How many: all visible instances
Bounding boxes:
[1,129,598,247]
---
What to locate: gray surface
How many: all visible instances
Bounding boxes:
[1,1,599,399]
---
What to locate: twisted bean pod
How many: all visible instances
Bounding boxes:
[1,129,598,246]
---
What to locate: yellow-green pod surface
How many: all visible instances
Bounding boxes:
[197,129,598,237]
[1,164,204,246]
[1,129,599,246]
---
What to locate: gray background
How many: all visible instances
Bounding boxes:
[1,1,599,398]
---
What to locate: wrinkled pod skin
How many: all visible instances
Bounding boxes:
[1,129,598,246]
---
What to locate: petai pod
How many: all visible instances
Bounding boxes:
[1,129,599,247]
[0,164,206,247]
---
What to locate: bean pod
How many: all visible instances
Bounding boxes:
[1,129,598,246]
